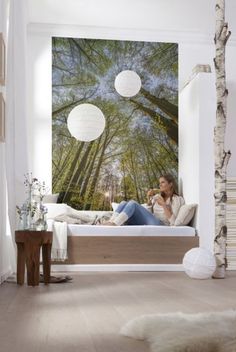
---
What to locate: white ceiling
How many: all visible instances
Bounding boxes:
[27,0,236,35]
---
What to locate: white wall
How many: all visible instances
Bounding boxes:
[179,73,215,251]
[27,33,52,188]
[25,0,236,178]
[0,0,235,276]
[27,25,218,181]
[25,1,236,257]
[27,0,217,34]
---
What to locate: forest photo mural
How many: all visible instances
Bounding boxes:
[52,37,178,210]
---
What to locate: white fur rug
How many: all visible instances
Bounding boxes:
[120,311,236,352]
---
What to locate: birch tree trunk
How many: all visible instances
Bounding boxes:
[213,0,231,278]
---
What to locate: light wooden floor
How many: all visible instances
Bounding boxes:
[1,271,236,352]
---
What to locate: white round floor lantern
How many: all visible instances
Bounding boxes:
[67,103,105,142]
[183,247,216,279]
[114,70,141,97]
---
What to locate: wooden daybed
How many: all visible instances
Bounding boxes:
[55,224,198,265]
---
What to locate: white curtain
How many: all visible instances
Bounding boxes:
[0,0,12,282]
[5,0,29,273]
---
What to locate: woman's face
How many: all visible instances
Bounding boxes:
[159,177,172,193]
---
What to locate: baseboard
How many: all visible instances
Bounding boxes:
[51,264,184,272]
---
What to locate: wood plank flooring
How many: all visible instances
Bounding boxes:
[0,271,236,352]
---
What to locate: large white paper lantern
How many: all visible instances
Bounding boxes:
[114,70,141,97]
[183,247,216,279]
[67,103,105,142]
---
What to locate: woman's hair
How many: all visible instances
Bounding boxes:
[160,174,179,198]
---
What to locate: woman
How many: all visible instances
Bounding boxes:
[104,174,184,226]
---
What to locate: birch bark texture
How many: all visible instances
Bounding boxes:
[213,0,231,278]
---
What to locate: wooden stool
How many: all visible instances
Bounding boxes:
[15,230,53,286]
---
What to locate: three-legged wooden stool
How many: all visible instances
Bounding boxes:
[15,230,53,286]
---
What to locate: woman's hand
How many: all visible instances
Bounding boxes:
[156,195,166,207]
[155,195,172,219]
[147,189,155,198]
[147,189,155,205]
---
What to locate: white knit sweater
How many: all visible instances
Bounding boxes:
[151,194,185,226]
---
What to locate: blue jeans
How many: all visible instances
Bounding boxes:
[116,200,163,225]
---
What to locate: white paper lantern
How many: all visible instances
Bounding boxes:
[183,247,216,279]
[114,70,141,97]
[67,103,105,142]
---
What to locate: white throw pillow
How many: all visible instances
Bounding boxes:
[174,204,197,226]
[45,203,68,219]
[43,193,59,203]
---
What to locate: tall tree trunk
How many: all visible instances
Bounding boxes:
[130,99,178,144]
[61,141,85,202]
[53,139,76,190]
[140,87,178,124]
[74,141,95,186]
[63,141,95,203]
[141,142,168,175]
[213,0,231,278]
[121,160,128,200]
[83,135,108,209]
[128,150,141,202]
[79,137,102,197]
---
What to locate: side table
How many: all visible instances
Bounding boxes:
[15,230,53,286]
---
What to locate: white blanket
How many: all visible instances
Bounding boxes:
[45,206,113,261]
[47,220,68,261]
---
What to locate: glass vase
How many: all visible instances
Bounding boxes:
[28,215,36,230]
[35,213,47,231]
[18,210,29,230]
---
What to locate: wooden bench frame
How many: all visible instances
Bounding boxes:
[54,235,199,265]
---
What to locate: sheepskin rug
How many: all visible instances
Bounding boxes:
[120,311,236,352]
